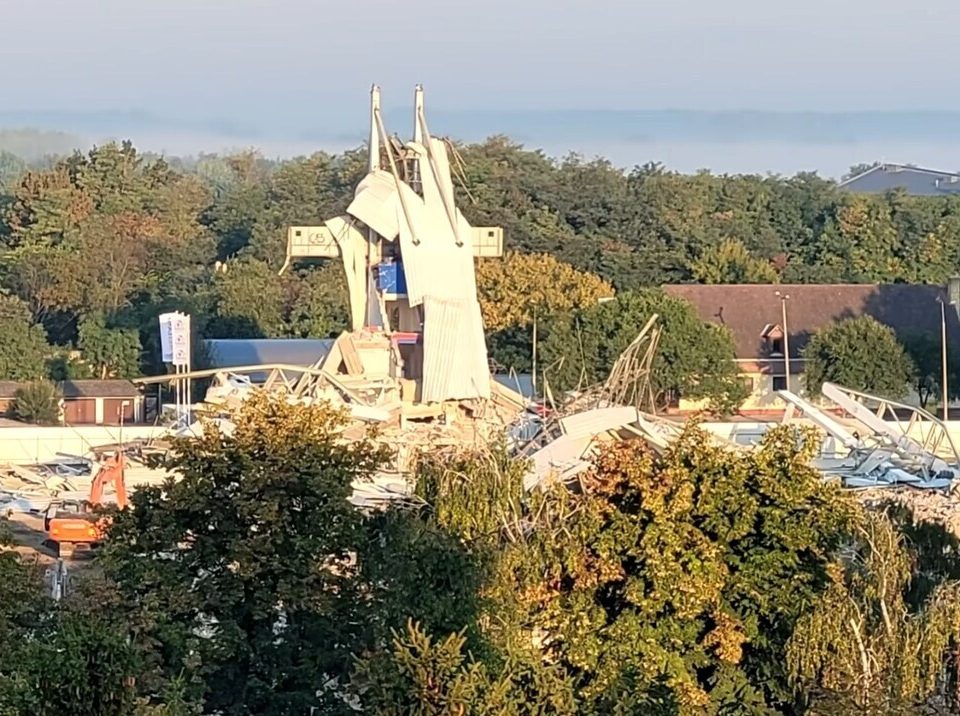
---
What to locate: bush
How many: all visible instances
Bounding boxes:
[13,379,61,425]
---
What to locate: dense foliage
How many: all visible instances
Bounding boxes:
[538,289,747,411]
[0,138,957,405]
[0,396,959,713]
[802,316,914,397]
[12,380,60,425]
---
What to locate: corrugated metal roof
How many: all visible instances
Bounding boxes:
[203,339,334,382]
[421,297,490,402]
[839,163,960,196]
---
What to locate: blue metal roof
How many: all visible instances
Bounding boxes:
[493,373,535,399]
[203,339,334,380]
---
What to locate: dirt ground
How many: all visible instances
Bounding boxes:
[6,511,100,572]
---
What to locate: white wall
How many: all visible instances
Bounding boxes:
[0,425,170,464]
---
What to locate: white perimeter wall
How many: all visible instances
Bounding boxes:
[0,425,171,464]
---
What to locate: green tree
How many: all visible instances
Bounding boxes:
[0,609,142,716]
[803,316,914,397]
[403,426,854,713]
[0,519,158,716]
[691,238,780,284]
[285,263,350,338]
[816,196,903,281]
[0,294,50,380]
[539,289,747,412]
[211,257,285,337]
[475,251,614,332]
[12,379,60,424]
[788,511,960,714]
[901,332,946,408]
[77,313,142,378]
[352,621,507,716]
[101,394,388,714]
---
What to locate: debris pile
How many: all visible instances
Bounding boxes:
[136,85,529,507]
[123,86,960,532]
[0,445,173,515]
[780,382,960,489]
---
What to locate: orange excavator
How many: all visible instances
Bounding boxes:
[43,453,127,558]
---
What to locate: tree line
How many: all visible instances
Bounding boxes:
[0,138,959,397]
[2,395,960,714]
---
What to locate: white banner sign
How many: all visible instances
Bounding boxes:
[159,313,175,363]
[159,312,191,367]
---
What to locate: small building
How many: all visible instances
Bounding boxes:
[662,283,960,414]
[0,380,144,425]
[839,163,960,196]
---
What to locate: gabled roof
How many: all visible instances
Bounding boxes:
[663,283,958,360]
[839,163,960,196]
[0,380,141,399]
[61,380,140,399]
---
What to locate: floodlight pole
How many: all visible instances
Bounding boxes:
[775,291,791,393]
[941,298,949,421]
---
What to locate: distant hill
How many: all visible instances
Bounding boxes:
[415,109,960,145]
[5,109,960,148]
[5,108,960,176]
[0,128,84,163]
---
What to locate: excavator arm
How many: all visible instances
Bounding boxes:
[88,454,127,509]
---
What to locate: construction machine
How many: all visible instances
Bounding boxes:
[43,453,127,558]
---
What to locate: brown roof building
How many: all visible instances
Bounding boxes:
[662,284,958,411]
[0,379,143,425]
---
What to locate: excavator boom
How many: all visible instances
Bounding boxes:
[88,454,127,508]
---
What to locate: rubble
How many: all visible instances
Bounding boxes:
[780,382,960,489]
[135,86,529,507]
[0,445,172,515]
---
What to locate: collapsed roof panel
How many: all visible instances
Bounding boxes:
[346,170,401,241]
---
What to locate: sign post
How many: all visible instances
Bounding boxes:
[159,312,192,425]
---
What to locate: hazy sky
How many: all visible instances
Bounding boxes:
[5,0,960,115]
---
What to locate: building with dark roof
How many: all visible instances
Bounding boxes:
[0,379,143,425]
[839,163,960,196]
[662,284,957,411]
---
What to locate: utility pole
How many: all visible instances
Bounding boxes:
[941,298,949,421]
[775,291,791,393]
[531,307,538,397]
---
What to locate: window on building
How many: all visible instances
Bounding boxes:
[769,338,783,355]
[772,375,788,391]
[739,376,755,392]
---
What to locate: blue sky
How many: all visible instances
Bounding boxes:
[5,0,960,115]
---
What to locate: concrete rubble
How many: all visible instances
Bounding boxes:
[134,85,529,509]
[0,444,173,515]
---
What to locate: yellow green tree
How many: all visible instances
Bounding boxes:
[475,251,614,332]
[788,510,960,714]
[691,238,780,284]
